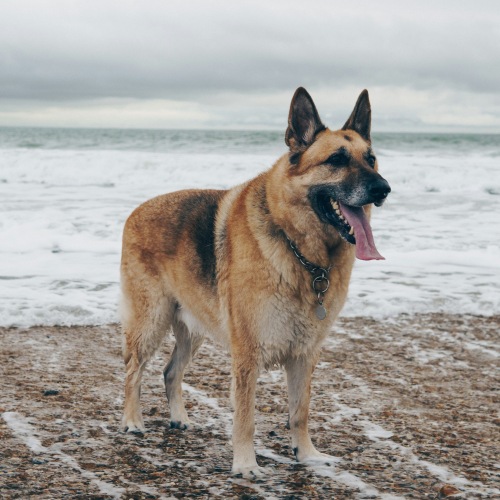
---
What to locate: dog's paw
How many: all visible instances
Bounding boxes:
[232,465,267,479]
[170,420,190,430]
[300,453,337,466]
[294,447,338,466]
[122,416,146,433]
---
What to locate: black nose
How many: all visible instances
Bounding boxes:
[369,178,391,203]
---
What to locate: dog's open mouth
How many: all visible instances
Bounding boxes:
[312,191,384,261]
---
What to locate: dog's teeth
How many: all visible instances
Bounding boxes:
[335,209,341,216]
[333,201,339,209]
[349,227,354,235]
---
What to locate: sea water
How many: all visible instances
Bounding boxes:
[0,128,499,327]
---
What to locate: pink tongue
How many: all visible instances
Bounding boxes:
[338,202,384,261]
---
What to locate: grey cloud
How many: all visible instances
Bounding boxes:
[1,0,499,102]
[1,0,499,130]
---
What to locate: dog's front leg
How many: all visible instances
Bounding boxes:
[230,343,265,478]
[285,355,336,465]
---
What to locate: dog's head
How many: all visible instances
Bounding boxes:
[285,87,391,260]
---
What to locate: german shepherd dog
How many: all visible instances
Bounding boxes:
[120,88,391,477]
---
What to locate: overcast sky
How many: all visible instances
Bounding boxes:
[1,0,499,131]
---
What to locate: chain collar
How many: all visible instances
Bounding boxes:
[284,233,332,320]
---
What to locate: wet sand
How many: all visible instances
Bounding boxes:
[1,314,499,499]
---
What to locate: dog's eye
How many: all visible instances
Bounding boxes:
[325,149,350,167]
[367,155,376,168]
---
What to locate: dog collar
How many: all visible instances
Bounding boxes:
[284,234,331,320]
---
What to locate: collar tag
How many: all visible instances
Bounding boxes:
[284,233,332,320]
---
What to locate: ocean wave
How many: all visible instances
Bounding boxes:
[0,129,499,326]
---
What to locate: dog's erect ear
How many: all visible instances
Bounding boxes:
[285,87,325,153]
[342,90,371,142]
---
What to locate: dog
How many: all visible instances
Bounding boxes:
[120,87,391,478]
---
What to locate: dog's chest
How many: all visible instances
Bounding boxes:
[256,293,335,366]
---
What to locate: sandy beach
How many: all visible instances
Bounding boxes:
[1,313,498,499]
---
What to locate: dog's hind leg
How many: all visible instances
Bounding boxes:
[121,284,176,433]
[163,313,204,430]
[122,353,147,433]
[285,355,336,465]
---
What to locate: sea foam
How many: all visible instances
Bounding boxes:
[1,129,499,327]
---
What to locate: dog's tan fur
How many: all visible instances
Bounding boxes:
[120,88,390,477]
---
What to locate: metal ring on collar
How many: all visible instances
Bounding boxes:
[312,275,330,294]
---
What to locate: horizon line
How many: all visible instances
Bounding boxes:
[0,125,499,135]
